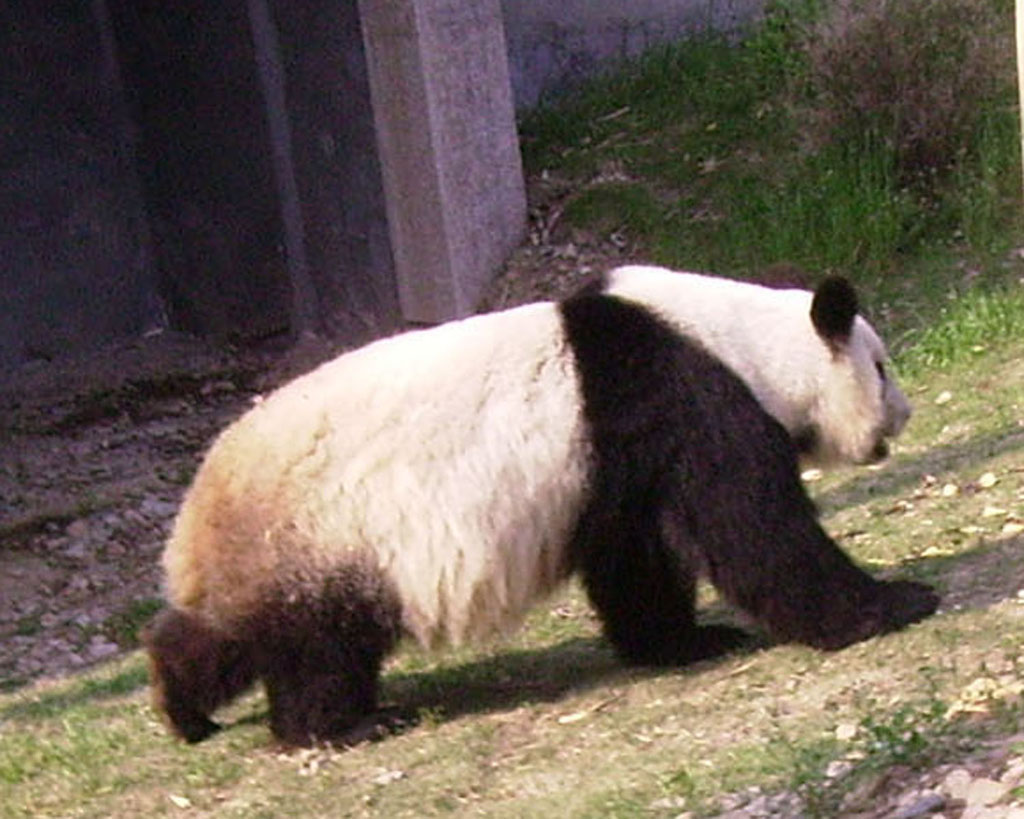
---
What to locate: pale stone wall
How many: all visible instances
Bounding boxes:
[502,0,764,108]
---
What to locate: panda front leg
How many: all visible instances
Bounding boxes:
[669,498,940,652]
[574,508,749,666]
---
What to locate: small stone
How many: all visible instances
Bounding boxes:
[1000,758,1024,787]
[768,792,803,815]
[87,639,118,660]
[369,769,405,786]
[943,769,972,800]
[64,539,89,559]
[889,791,945,819]
[935,391,953,405]
[140,497,179,519]
[978,472,998,489]
[649,796,687,810]
[964,777,1010,808]
[66,519,90,539]
[826,759,854,779]
[984,652,1014,674]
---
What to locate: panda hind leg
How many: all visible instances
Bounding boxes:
[577,513,749,667]
[142,607,257,743]
[254,563,404,748]
[262,658,388,748]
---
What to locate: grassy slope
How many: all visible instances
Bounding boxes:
[1,350,1021,819]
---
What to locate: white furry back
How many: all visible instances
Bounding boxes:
[164,302,591,648]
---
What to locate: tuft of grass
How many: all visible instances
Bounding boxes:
[798,0,1015,183]
[517,0,1022,331]
[897,285,1024,375]
[103,598,164,648]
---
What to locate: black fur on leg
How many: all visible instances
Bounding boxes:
[142,608,256,743]
[249,560,403,747]
[263,664,382,748]
[572,494,748,666]
[560,292,938,657]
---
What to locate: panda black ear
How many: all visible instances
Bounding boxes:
[810,277,858,349]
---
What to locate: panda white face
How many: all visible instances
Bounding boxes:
[805,306,912,465]
[603,266,911,467]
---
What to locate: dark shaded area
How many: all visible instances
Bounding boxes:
[270,0,400,341]
[0,2,156,364]
[1,0,401,371]
[106,0,290,339]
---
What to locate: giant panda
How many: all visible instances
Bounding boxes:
[143,267,938,747]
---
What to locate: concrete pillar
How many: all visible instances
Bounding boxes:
[358,0,526,323]
[267,0,401,343]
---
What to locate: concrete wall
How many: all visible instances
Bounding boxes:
[502,0,764,108]
[107,0,294,341]
[0,1,158,366]
[0,0,764,373]
[360,0,525,323]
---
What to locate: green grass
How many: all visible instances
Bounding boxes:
[897,284,1024,375]
[3,4,1024,816]
[518,0,1023,327]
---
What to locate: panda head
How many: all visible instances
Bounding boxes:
[601,266,911,469]
[799,276,911,466]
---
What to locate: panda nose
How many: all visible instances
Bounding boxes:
[884,390,912,436]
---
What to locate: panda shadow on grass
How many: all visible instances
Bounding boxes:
[229,636,666,741]
[814,422,1024,514]
[360,613,774,735]
[142,267,940,748]
[186,631,773,744]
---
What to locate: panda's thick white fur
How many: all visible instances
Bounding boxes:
[165,302,589,649]
[146,265,934,747]
[605,265,911,465]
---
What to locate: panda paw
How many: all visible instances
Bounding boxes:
[879,579,940,630]
[170,713,222,744]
